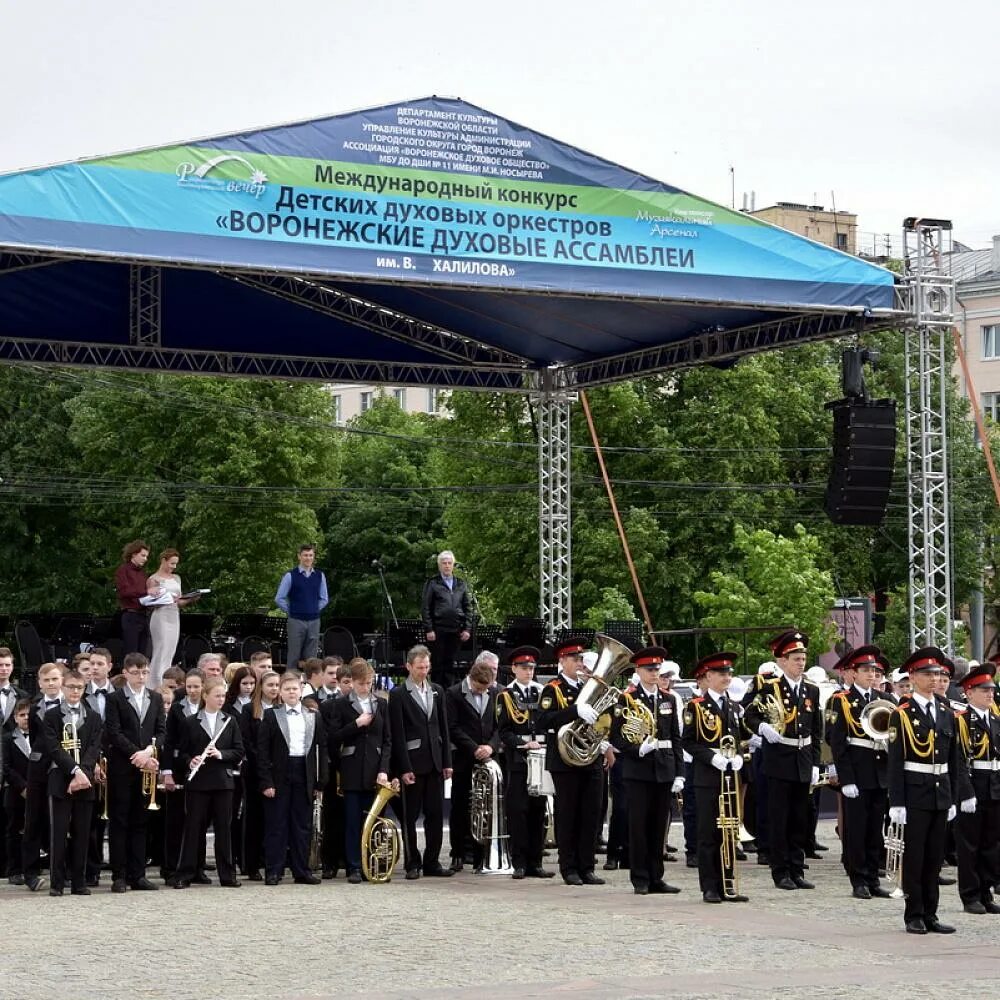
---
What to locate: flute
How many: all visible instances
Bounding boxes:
[188,717,231,781]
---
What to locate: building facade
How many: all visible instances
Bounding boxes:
[953,237,1000,422]
[751,201,858,254]
[328,383,443,424]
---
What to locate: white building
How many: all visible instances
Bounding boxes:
[328,383,444,424]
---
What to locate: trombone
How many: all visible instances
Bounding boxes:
[142,745,160,811]
[717,735,744,900]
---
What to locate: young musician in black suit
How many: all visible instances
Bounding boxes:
[388,644,453,879]
[174,677,244,888]
[329,658,392,883]
[224,666,256,877]
[83,647,114,887]
[104,652,166,892]
[445,660,500,872]
[240,670,280,880]
[2,699,32,884]
[0,646,26,880]
[42,670,103,896]
[22,662,65,892]
[317,660,348,880]
[257,672,327,885]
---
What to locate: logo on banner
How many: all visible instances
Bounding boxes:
[176,154,268,199]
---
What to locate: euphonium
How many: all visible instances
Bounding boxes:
[557,634,634,767]
[884,818,905,898]
[142,745,160,811]
[860,699,897,746]
[361,780,402,883]
[717,734,744,900]
[470,758,513,875]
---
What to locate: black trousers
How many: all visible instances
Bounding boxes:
[902,807,948,923]
[121,610,151,658]
[49,795,94,891]
[753,750,770,853]
[4,790,25,877]
[551,767,603,877]
[505,768,546,869]
[21,780,49,880]
[343,789,375,874]
[682,761,698,856]
[696,779,724,894]
[606,762,629,865]
[177,789,234,884]
[429,630,462,687]
[625,779,669,888]
[320,783,346,872]
[263,758,312,879]
[767,775,809,882]
[242,771,265,875]
[87,808,107,881]
[956,798,1000,904]
[230,775,244,870]
[109,769,152,883]
[842,787,887,888]
[399,770,444,872]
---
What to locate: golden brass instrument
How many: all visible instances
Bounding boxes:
[361,780,402,883]
[620,696,655,745]
[558,634,634,766]
[884,819,905,898]
[98,753,109,820]
[470,759,514,874]
[860,699,897,746]
[810,767,834,793]
[717,734,744,900]
[752,686,786,736]
[61,720,81,766]
[142,745,160,811]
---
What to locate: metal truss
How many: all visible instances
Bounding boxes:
[0,251,67,275]
[902,219,955,650]
[129,264,162,347]
[537,374,576,632]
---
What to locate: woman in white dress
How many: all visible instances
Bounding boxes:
[147,548,199,689]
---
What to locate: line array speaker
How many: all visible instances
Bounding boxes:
[824,399,897,525]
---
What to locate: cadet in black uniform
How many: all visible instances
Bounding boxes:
[682,651,749,903]
[611,646,684,896]
[496,646,553,880]
[953,662,1000,914]
[827,645,893,899]
[743,630,822,891]
[887,647,963,934]
[536,638,610,887]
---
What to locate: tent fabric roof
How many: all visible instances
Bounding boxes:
[0,97,902,389]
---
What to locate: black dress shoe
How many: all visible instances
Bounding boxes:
[702,890,722,903]
[111,878,127,893]
[685,854,698,869]
[347,871,363,884]
[723,893,749,902]
[603,859,620,871]
[963,901,987,914]
[563,873,583,886]
[649,881,681,894]
[71,887,91,896]
[924,918,956,934]
[192,872,212,885]
[938,874,957,886]
[85,876,98,888]
[424,866,454,877]
[905,918,927,934]
[247,871,263,881]
[869,886,893,898]
[664,853,677,862]
[633,884,649,895]
[776,877,797,890]
[665,844,677,854]
[805,851,822,860]
[8,874,25,886]
[757,853,771,866]
[405,868,421,881]
[26,876,45,892]
[49,887,64,897]
[512,868,526,880]
[984,900,1000,914]
[793,877,815,889]
[526,867,555,878]
[581,872,606,885]
[449,858,464,873]
[219,879,242,888]
[853,885,872,899]
[173,881,190,889]
[265,875,281,886]
[812,842,829,852]
[322,869,336,880]
[130,878,159,891]
[735,849,747,861]
[294,873,321,885]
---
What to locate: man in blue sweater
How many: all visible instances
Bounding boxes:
[275,544,329,668]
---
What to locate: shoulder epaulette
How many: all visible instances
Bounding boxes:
[832,690,848,700]
[691,696,705,704]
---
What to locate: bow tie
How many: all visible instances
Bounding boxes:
[95,689,107,697]
[69,706,80,714]
[45,699,59,707]
[287,709,299,715]
[0,688,11,696]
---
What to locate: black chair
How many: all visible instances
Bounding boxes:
[240,635,270,662]
[181,634,212,670]
[322,626,357,661]
[15,619,54,694]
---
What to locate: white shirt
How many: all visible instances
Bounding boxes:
[560,673,580,690]
[126,686,145,712]
[204,711,220,736]
[708,689,728,709]
[912,692,936,721]
[358,697,373,715]
[782,673,800,697]
[184,699,199,716]
[285,706,306,756]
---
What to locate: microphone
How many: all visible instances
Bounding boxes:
[371,558,384,569]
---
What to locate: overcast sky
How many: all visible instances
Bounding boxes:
[2,0,997,248]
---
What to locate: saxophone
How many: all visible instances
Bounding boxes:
[361,780,402,883]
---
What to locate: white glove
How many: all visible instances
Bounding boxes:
[827,764,837,781]
[747,734,763,752]
[758,722,781,744]
[638,736,657,757]
[671,776,685,794]
[888,806,907,825]
[730,754,744,772]
[960,797,978,814]
[841,784,859,799]
[576,702,599,725]
[947,804,957,822]
[811,767,820,787]
[710,753,729,772]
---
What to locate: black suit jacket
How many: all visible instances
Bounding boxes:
[536,674,601,774]
[329,694,391,792]
[389,681,450,776]
[743,674,822,783]
[612,685,682,784]
[957,706,1000,803]
[42,703,102,799]
[827,686,889,790]
[179,712,245,792]
[257,706,327,795]
[496,682,544,773]
[682,692,746,789]
[162,698,201,777]
[445,680,499,772]
[26,695,63,786]
[888,694,962,810]
[2,726,31,801]
[1,684,28,729]
[104,687,166,779]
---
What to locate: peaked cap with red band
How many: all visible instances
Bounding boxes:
[832,645,882,674]
[506,645,540,667]
[694,651,739,679]
[769,630,809,658]
[629,646,669,669]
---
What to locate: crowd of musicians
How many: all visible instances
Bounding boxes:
[1,626,998,935]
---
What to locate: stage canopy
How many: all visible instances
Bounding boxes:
[0,97,902,390]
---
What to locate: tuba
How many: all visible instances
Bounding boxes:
[470,759,514,875]
[361,780,402,883]
[860,699,897,746]
[558,634,634,766]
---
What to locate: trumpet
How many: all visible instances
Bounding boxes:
[142,745,160,811]
[61,720,81,766]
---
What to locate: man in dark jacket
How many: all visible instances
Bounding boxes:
[421,550,472,687]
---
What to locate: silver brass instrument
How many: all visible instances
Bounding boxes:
[860,699,897,746]
[526,747,554,797]
[361,780,402,883]
[187,717,230,781]
[717,734,744,900]
[470,758,514,875]
[557,633,634,766]
[884,819,905,898]
[309,791,324,871]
